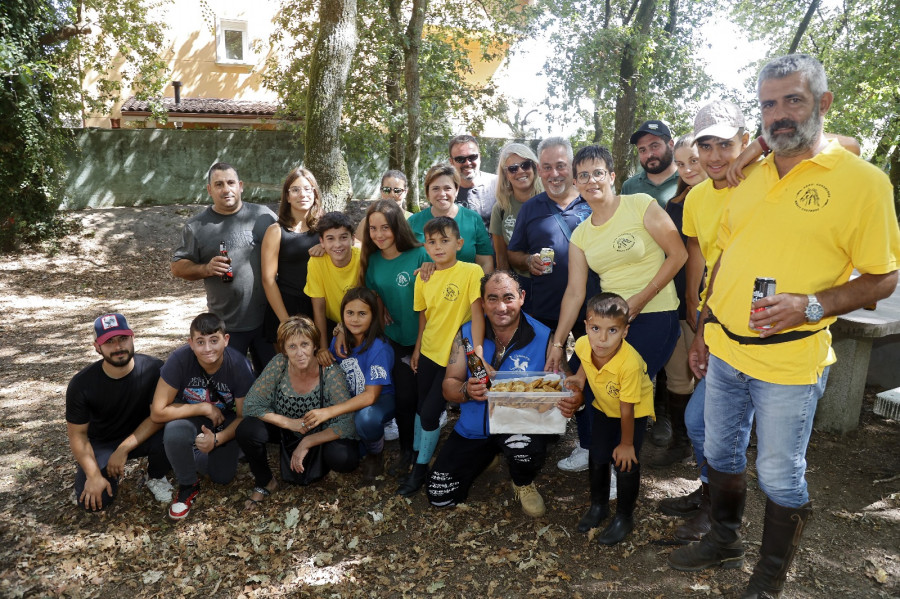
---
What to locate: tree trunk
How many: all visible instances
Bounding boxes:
[304,0,358,212]
[386,0,404,171]
[404,0,428,212]
[788,0,820,53]
[611,0,657,192]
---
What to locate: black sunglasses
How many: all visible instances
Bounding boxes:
[452,154,479,165]
[505,160,534,174]
[381,186,406,194]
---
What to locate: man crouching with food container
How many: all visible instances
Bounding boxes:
[427,270,582,516]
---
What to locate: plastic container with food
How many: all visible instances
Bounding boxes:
[486,371,571,435]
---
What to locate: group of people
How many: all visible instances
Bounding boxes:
[66,54,899,598]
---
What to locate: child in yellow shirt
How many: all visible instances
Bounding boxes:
[398,216,484,497]
[566,292,654,545]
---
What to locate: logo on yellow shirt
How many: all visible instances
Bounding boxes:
[443,283,460,301]
[606,381,620,399]
[794,183,830,212]
[613,234,635,252]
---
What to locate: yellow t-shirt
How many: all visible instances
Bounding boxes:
[571,193,679,313]
[413,261,483,366]
[303,246,361,323]
[682,178,731,306]
[707,140,900,384]
[574,336,654,419]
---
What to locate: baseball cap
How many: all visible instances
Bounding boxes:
[94,313,134,345]
[693,101,746,142]
[630,120,672,144]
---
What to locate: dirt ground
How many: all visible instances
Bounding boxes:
[0,204,898,598]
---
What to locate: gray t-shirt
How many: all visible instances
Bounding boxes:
[173,203,276,332]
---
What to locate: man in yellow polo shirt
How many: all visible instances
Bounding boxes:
[668,54,900,599]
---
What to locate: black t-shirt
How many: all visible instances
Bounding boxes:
[66,354,164,443]
[455,186,471,210]
[160,344,255,419]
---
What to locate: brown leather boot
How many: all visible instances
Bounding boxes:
[741,500,813,598]
[674,483,711,543]
[659,483,704,517]
[668,467,746,571]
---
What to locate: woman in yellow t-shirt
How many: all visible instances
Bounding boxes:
[547,145,687,382]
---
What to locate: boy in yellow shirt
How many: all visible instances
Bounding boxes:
[398,217,484,496]
[304,212,361,366]
[566,292,654,545]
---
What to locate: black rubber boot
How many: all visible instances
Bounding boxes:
[577,459,610,533]
[596,466,640,545]
[667,467,746,571]
[742,500,813,598]
[649,373,672,448]
[388,448,415,477]
[396,462,429,497]
[659,483,705,517]
[649,392,692,467]
[360,452,383,484]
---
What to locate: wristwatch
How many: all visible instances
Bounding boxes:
[805,294,824,324]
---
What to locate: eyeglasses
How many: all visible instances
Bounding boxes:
[381,186,406,194]
[575,169,609,183]
[452,154,479,165]
[505,160,533,174]
[289,186,314,195]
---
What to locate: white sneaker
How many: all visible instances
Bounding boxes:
[609,471,618,500]
[439,410,448,428]
[557,446,590,472]
[383,419,399,441]
[145,476,174,503]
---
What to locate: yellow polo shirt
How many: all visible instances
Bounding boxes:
[706,140,900,384]
[304,247,361,323]
[682,178,731,305]
[574,336,654,419]
[413,261,483,366]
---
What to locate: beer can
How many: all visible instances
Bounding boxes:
[540,247,554,274]
[751,277,776,330]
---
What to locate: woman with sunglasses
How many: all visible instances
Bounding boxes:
[491,143,544,303]
[260,167,324,347]
[356,171,412,241]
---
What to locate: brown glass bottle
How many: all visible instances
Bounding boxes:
[463,337,491,387]
[219,241,233,283]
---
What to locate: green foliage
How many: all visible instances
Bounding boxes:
[535,0,724,166]
[263,0,525,187]
[0,0,168,251]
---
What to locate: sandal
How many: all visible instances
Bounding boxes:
[244,484,275,510]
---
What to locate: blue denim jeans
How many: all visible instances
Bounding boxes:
[355,392,396,446]
[703,355,828,507]
[684,378,707,483]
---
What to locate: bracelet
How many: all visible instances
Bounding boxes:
[552,342,565,349]
[650,280,660,294]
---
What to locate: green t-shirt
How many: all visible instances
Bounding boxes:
[365,246,428,347]
[620,169,680,207]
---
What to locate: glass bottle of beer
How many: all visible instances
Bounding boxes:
[219,241,233,283]
[463,337,491,388]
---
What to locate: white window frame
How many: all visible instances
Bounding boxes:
[215,18,251,66]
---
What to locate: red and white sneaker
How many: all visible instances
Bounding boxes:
[168,483,199,520]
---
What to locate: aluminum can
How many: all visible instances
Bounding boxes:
[539,247,554,274]
[751,277,776,330]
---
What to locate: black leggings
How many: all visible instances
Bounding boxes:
[416,354,446,431]
[391,340,417,451]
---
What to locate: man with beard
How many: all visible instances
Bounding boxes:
[449,135,498,230]
[427,271,581,516]
[622,120,680,207]
[66,313,172,511]
[507,136,597,473]
[668,54,900,599]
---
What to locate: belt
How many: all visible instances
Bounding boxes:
[705,311,824,346]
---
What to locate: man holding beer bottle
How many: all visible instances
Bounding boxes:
[171,162,276,373]
[426,270,582,517]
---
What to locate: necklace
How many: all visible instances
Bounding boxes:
[492,325,518,358]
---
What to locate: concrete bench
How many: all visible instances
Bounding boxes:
[816,282,900,433]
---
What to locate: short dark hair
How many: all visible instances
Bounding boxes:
[316,211,355,237]
[480,270,522,297]
[572,145,615,178]
[381,170,408,187]
[449,134,479,155]
[423,216,459,239]
[190,312,227,337]
[207,162,239,184]
[585,292,629,324]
